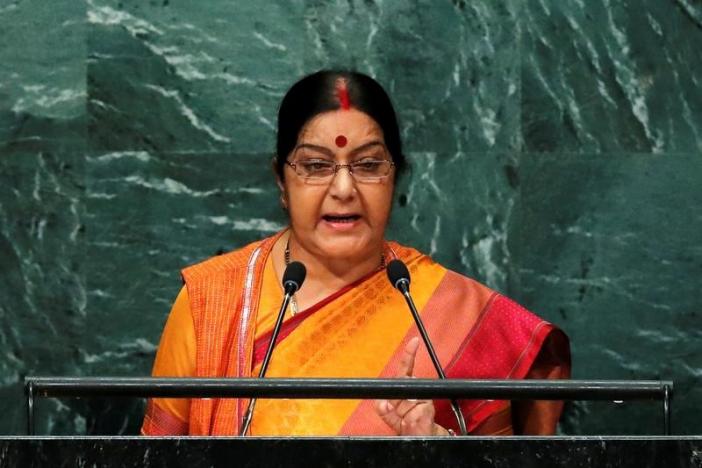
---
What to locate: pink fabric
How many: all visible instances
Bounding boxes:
[434,295,555,431]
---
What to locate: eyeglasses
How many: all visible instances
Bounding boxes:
[285,159,395,184]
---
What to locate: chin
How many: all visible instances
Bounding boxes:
[318,237,373,260]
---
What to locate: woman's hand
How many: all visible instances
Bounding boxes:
[375,337,450,436]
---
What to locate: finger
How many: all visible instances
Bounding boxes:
[397,337,421,378]
[388,337,421,408]
[375,399,402,418]
[399,401,436,436]
[374,399,391,416]
[392,399,428,419]
[401,415,434,436]
[375,398,424,431]
[374,399,403,432]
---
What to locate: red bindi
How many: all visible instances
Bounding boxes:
[335,135,348,147]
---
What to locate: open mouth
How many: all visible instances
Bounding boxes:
[322,214,361,223]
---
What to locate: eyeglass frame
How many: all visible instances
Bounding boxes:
[284,159,396,184]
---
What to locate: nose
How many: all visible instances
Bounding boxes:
[328,165,356,200]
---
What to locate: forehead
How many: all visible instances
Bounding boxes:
[298,109,384,143]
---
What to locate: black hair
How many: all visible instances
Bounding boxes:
[275,70,405,180]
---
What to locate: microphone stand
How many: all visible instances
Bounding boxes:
[239,290,294,436]
[397,279,468,436]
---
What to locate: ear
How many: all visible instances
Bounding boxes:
[272,157,288,210]
[272,157,285,193]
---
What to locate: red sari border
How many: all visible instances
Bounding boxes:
[438,294,557,431]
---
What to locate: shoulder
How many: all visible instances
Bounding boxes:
[444,269,551,332]
[178,234,280,339]
[181,235,276,283]
[388,240,497,298]
[389,240,554,326]
[386,240,424,263]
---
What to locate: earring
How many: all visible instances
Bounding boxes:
[280,193,288,210]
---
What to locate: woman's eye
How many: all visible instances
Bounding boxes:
[301,161,332,172]
[354,160,383,172]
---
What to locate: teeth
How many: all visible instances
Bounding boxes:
[325,215,358,222]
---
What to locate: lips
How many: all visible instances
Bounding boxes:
[322,214,361,223]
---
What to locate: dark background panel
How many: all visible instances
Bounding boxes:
[0,0,86,153]
[0,151,86,435]
[521,0,702,153]
[388,151,519,295]
[86,0,307,154]
[508,152,702,434]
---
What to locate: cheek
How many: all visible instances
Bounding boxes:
[287,186,324,224]
[366,187,395,225]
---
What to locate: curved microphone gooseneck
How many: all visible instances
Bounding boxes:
[239,261,306,436]
[386,259,468,436]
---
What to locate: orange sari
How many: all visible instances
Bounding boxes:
[141,233,570,436]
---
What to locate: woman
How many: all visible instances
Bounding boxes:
[141,70,570,436]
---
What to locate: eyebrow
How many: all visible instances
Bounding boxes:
[294,140,386,157]
[349,141,385,155]
[294,143,334,156]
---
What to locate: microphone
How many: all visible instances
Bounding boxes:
[282,261,306,295]
[240,261,306,436]
[386,259,468,436]
[386,259,411,293]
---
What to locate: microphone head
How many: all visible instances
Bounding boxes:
[386,259,410,292]
[282,261,306,294]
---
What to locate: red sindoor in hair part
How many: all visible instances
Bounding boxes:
[336,80,351,110]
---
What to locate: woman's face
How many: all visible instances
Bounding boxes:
[280,108,395,263]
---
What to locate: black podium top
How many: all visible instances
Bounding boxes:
[1,436,701,468]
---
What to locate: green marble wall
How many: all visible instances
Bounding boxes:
[0,0,700,435]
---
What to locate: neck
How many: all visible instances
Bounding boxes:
[274,231,384,303]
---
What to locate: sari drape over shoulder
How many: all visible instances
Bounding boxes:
[141,233,570,436]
